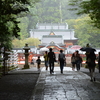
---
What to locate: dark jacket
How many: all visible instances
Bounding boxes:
[48,51,56,62]
[36,59,41,64]
[86,52,96,67]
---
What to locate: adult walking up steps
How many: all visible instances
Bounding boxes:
[48,48,56,74]
[58,50,65,74]
[30,67,100,100]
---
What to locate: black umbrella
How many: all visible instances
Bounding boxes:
[80,47,96,52]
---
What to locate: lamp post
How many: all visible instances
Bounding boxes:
[23,43,30,69]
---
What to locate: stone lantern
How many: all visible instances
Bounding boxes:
[23,43,30,69]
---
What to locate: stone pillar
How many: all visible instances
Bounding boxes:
[23,43,30,69]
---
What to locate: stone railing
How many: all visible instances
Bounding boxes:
[7,51,18,70]
[0,50,18,76]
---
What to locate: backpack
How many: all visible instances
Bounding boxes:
[48,52,56,61]
[71,57,76,63]
[59,53,65,61]
[36,59,41,64]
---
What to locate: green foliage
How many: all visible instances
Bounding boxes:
[12,38,40,48]
[34,0,79,23]
[69,0,100,28]
[0,0,39,50]
[66,15,100,47]
[25,38,40,47]
[12,39,25,48]
[17,17,29,39]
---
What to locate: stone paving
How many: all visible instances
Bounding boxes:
[30,67,100,100]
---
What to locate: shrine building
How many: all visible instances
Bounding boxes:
[29,23,78,54]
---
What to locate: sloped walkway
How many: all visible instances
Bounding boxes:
[30,67,100,100]
[0,66,40,100]
[0,66,100,100]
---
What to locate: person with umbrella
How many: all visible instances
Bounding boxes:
[80,44,96,81]
[80,43,96,52]
[97,52,100,73]
[86,51,96,82]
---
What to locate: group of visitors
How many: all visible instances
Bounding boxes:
[71,50,97,82]
[71,50,83,71]
[34,47,100,82]
[36,48,66,74]
[44,48,66,74]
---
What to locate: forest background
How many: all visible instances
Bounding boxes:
[12,0,100,48]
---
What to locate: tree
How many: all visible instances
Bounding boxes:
[12,38,40,48]
[17,17,29,39]
[69,0,100,28]
[66,15,100,47]
[12,39,25,48]
[0,0,39,50]
[35,0,79,23]
[25,38,40,47]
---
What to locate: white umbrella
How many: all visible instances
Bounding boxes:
[40,47,49,52]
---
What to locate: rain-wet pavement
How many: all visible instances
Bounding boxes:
[30,67,100,100]
[0,65,100,100]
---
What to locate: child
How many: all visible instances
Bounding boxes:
[31,58,34,65]
[36,56,41,71]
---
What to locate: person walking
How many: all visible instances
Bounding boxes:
[71,53,76,71]
[31,58,34,65]
[48,48,56,74]
[64,57,67,66]
[86,51,96,81]
[36,56,41,71]
[75,50,82,71]
[58,50,65,74]
[97,52,100,73]
[44,51,48,70]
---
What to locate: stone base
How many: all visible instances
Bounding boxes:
[23,65,30,69]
